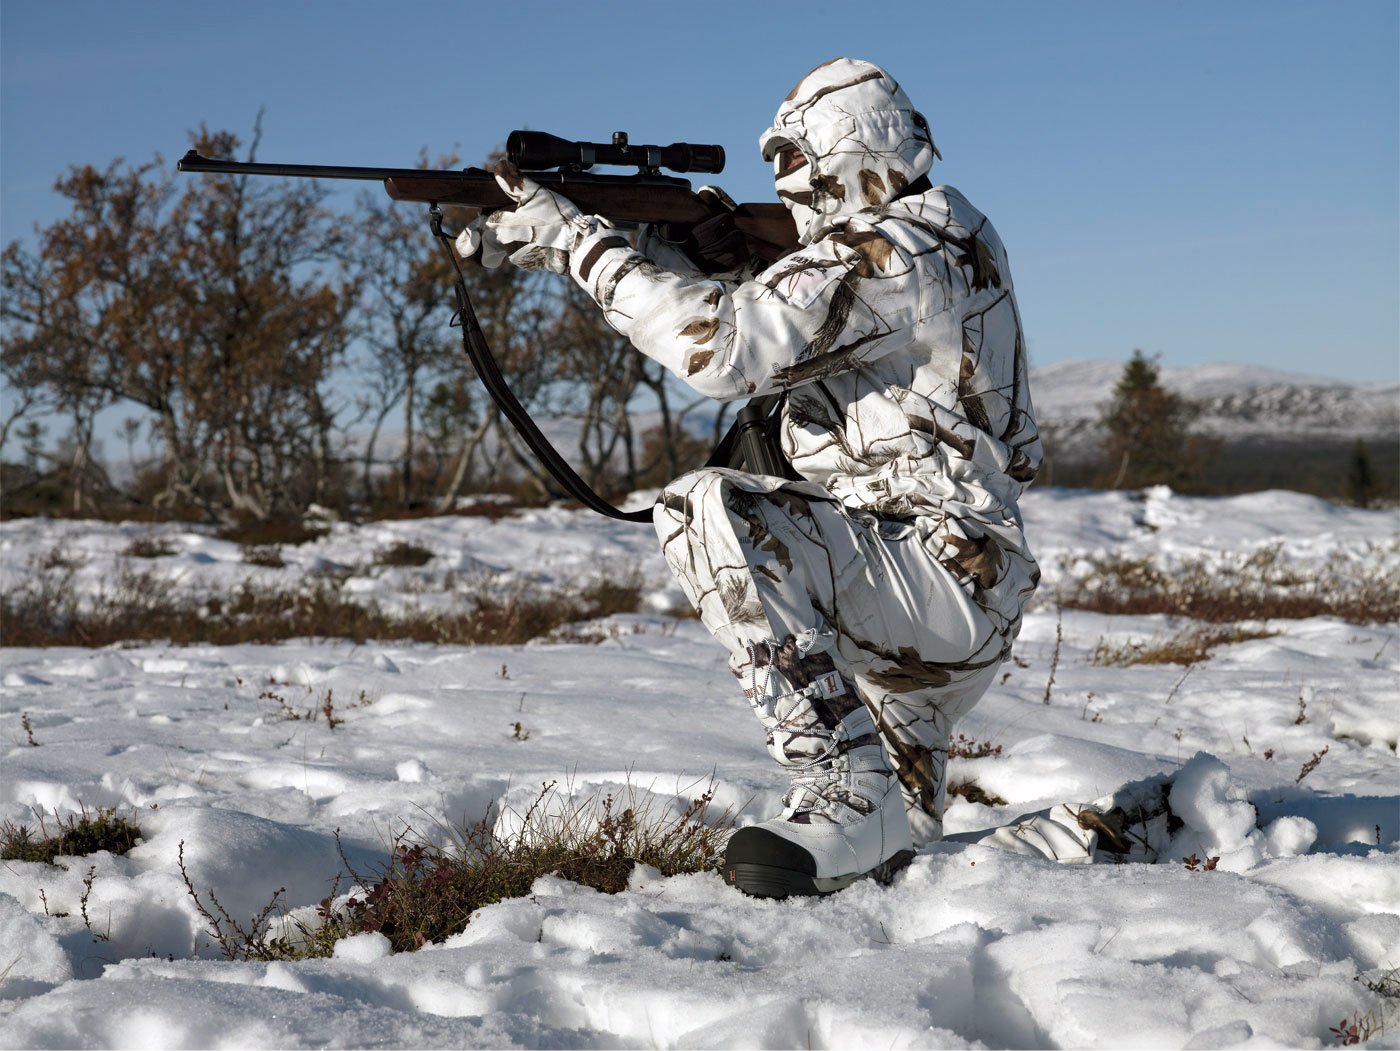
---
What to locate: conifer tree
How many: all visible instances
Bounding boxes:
[1349,439,1374,508]
[1099,351,1212,490]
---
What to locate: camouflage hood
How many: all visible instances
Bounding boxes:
[760,59,941,244]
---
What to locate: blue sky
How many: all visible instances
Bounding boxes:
[3,0,1397,384]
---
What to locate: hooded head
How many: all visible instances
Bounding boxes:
[760,58,940,244]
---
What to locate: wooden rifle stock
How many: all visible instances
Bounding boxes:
[178,150,800,265]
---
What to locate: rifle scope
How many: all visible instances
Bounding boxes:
[507,131,724,175]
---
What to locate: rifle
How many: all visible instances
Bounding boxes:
[177,131,799,522]
[177,130,799,266]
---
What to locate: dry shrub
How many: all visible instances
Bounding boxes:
[122,536,177,559]
[37,544,86,571]
[947,781,1008,807]
[382,497,525,522]
[184,782,732,960]
[373,541,435,567]
[948,734,1003,759]
[1,806,142,864]
[1091,624,1278,667]
[1057,543,1400,625]
[2,559,644,648]
[241,545,286,568]
[215,521,329,547]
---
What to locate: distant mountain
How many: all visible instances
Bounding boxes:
[1031,359,1400,456]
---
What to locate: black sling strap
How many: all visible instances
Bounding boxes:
[428,207,781,523]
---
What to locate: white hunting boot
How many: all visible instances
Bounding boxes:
[723,631,915,898]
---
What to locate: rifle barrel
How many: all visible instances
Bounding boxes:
[176,150,475,183]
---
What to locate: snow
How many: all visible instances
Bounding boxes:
[1,488,1397,1049]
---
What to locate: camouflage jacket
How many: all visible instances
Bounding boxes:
[566,60,1042,569]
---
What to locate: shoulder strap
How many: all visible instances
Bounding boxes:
[429,208,774,523]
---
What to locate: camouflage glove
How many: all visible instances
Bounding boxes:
[655,185,749,276]
[455,160,603,274]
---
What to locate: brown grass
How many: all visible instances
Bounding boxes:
[1,561,644,648]
[373,541,435,568]
[215,521,329,547]
[182,782,732,960]
[1056,545,1400,625]
[241,545,287,568]
[947,781,1008,807]
[1,806,142,864]
[948,734,1003,759]
[122,536,178,559]
[1091,623,1278,667]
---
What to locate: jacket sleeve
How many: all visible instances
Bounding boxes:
[568,220,923,401]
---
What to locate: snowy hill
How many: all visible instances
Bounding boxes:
[1032,359,1400,456]
[1,489,1397,1048]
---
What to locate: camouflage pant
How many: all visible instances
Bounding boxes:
[655,468,1017,845]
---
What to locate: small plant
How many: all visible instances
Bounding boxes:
[1329,970,1400,1046]
[374,541,435,568]
[1091,624,1277,667]
[259,681,368,728]
[1296,746,1329,784]
[242,545,286,568]
[321,689,343,730]
[947,781,1008,807]
[1182,853,1219,872]
[1330,1015,1361,1045]
[1042,609,1062,705]
[21,711,39,746]
[948,734,1002,760]
[510,722,530,741]
[79,865,109,941]
[1359,967,1400,1000]
[38,544,85,571]
[177,781,733,959]
[179,840,306,962]
[122,536,177,558]
[0,806,142,864]
[216,521,329,547]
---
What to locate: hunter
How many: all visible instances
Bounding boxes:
[459,58,1087,897]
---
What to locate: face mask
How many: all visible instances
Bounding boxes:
[770,141,836,244]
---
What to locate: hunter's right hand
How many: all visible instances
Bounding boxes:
[454,160,603,273]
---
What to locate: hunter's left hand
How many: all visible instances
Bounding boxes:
[454,160,600,273]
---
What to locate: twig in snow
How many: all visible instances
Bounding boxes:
[1042,608,1062,706]
[1295,746,1328,785]
[1165,664,1195,706]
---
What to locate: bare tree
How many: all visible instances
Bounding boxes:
[1,120,357,520]
[347,152,465,507]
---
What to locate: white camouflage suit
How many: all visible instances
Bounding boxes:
[471,59,1042,849]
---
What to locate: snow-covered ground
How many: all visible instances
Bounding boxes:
[1,487,1397,1049]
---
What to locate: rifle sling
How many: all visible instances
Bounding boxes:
[429,209,778,523]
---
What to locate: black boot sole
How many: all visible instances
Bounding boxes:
[722,827,915,898]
